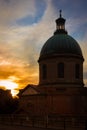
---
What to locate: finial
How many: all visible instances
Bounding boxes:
[59,10,62,18]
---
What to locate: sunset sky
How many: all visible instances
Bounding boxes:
[0,0,87,90]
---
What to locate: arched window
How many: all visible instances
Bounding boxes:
[58,63,64,78]
[42,64,47,79]
[75,64,80,79]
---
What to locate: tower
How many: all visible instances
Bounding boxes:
[38,10,84,89]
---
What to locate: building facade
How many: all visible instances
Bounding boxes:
[19,11,87,117]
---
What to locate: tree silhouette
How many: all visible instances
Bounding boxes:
[0,89,19,114]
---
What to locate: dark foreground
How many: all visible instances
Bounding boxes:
[0,124,86,130]
[0,124,57,130]
[0,125,41,130]
[0,115,86,130]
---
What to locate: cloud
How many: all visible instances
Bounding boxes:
[0,0,87,88]
[4,0,57,62]
[0,57,39,88]
[80,33,87,86]
[0,0,36,27]
[0,0,57,88]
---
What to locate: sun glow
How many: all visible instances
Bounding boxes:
[0,80,19,97]
[11,89,19,97]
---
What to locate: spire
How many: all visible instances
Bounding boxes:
[54,10,67,35]
[59,10,62,18]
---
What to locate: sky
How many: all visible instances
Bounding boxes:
[0,0,87,90]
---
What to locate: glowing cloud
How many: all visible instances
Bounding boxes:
[0,80,18,90]
[0,0,86,89]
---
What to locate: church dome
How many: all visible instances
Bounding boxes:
[38,10,84,88]
[40,34,83,57]
[39,10,83,59]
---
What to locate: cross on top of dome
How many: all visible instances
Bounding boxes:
[59,10,62,18]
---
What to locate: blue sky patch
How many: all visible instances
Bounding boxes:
[16,0,46,26]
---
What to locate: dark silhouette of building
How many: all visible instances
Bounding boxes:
[19,11,87,117]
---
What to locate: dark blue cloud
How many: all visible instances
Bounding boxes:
[16,0,46,26]
[4,0,10,3]
[72,23,87,41]
[52,0,87,18]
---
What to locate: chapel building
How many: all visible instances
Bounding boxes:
[19,11,87,117]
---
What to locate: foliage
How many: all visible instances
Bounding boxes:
[0,89,19,114]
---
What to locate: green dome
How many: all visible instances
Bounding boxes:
[40,34,83,57]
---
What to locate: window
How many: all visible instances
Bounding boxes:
[42,64,47,79]
[58,63,64,78]
[75,64,80,79]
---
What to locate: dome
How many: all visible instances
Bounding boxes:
[40,34,83,57]
[39,10,83,60]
